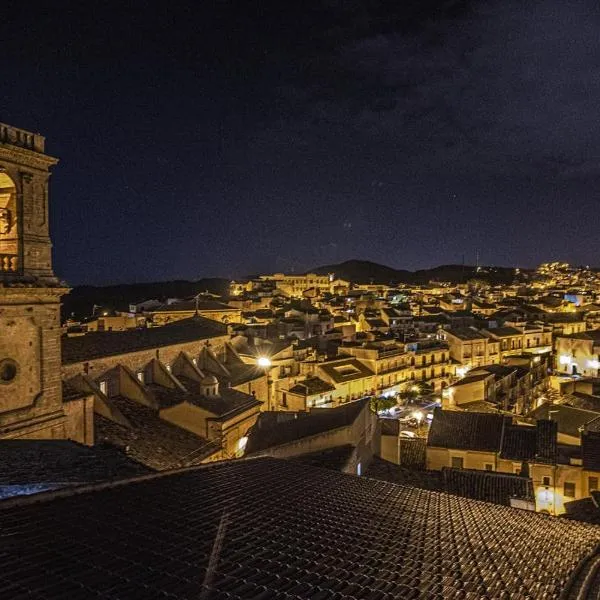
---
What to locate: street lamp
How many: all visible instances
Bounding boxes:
[257,357,272,410]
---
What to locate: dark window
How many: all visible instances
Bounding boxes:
[589,477,599,492]
[542,476,551,486]
[485,464,493,471]
[451,457,464,469]
[0,359,18,384]
[564,482,576,498]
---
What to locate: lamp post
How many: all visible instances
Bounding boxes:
[257,356,272,411]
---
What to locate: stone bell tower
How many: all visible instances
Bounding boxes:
[0,123,70,439]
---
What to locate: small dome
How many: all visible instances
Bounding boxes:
[201,374,218,386]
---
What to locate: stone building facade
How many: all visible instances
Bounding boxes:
[0,123,83,441]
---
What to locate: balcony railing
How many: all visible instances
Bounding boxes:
[0,123,45,152]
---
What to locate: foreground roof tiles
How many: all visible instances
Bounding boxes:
[0,440,149,500]
[1,458,599,599]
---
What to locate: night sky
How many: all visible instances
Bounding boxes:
[3,0,600,285]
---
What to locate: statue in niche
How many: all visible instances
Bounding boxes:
[0,208,11,235]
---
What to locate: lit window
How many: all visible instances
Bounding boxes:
[99,380,107,395]
[137,371,144,384]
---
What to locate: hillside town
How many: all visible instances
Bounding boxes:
[47,258,600,518]
[2,122,600,598]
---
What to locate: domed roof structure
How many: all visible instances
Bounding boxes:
[201,374,218,386]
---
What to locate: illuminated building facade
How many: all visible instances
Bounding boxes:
[0,123,87,441]
[555,330,600,377]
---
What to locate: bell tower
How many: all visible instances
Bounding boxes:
[0,123,69,439]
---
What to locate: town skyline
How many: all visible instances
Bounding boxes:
[58,257,600,287]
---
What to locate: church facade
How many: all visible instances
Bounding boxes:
[0,123,86,440]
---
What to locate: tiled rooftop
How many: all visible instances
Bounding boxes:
[0,440,150,499]
[428,408,510,453]
[95,397,218,470]
[499,424,537,461]
[289,444,356,472]
[245,399,368,454]
[62,316,226,364]
[530,403,599,438]
[288,376,336,396]
[441,467,533,506]
[318,357,375,383]
[186,388,262,420]
[444,327,487,341]
[1,458,599,599]
[366,459,533,506]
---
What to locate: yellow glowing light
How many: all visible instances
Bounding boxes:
[411,411,424,423]
[411,386,420,393]
[257,357,272,368]
[456,366,469,378]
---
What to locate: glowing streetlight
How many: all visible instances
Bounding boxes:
[411,410,424,424]
[411,410,424,435]
[257,357,272,411]
[257,357,271,368]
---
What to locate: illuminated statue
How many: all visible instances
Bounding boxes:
[0,208,11,234]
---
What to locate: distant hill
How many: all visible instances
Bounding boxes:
[62,260,526,321]
[62,278,230,321]
[309,260,412,283]
[309,259,524,285]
